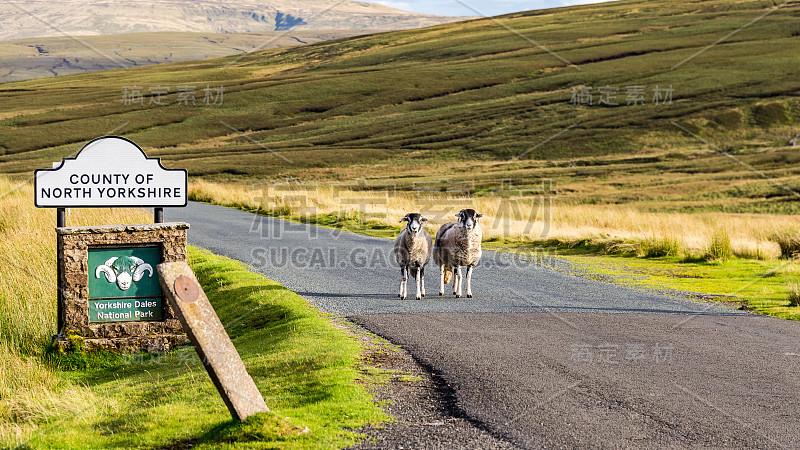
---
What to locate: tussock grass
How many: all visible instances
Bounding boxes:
[733,245,768,261]
[638,234,684,258]
[705,228,733,262]
[771,227,800,259]
[789,283,800,307]
[190,179,794,261]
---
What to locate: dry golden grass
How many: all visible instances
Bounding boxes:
[0,176,148,446]
[190,179,799,259]
[0,343,103,446]
[0,177,151,353]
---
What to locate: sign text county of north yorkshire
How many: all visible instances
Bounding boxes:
[35,136,187,208]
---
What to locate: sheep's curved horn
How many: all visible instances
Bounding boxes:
[103,257,119,266]
[95,265,116,283]
[133,263,154,282]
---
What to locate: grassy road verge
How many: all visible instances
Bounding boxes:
[0,177,386,448]
[18,247,387,449]
[528,251,800,321]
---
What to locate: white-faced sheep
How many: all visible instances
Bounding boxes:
[433,209,483,298]
[394,213,432,300]
[95,256,153,291]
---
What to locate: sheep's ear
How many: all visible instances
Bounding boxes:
[421,217,429,222]
[400,216,409,223]
[455,212,461,218]
[476,213,483,218]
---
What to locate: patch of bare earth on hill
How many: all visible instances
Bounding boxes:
[331,317,517,450]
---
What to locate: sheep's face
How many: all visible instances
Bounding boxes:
[456,209,483,230]
[96,256,153,291]
[110,257,138,290]
[401,213,428,234]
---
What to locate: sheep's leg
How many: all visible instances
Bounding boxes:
[439,265,445,296]
[415,267,422,300]
[420,267,426,298]
[454,266,463,298]
[452,266,458,296]
[399,267,408,300]
[466,265,474,298]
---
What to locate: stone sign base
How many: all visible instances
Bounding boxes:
[53,332,189,353]
[55,223,190,353]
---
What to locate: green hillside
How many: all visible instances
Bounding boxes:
[1,0,799,212]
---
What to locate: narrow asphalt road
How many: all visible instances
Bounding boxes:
[169,202,800,448]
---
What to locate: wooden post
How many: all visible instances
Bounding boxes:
[154,207,164,224]
[157,262,270,421]
[56,207,65,334]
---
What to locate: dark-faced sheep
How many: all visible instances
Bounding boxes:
[433,209,483,298]
[393,213,432,300]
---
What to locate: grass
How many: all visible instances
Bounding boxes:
[27,248,385,449]
[541,252,800,321]
[705,228,733,262]
[0,0,799,216]
[0,176,152,445]
[771,226,800,259]
[638,234,684,258]
[187,179,799,262]
[0,179,153,356]
[789,283,800,307]
[0,176,387,448]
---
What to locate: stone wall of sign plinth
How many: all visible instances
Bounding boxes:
[53,222,190,353]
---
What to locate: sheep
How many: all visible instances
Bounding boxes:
[95,256,153,291]
[433,209,483,298]
[393,213,432,300]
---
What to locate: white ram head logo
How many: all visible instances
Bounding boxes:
[95,256,154,291]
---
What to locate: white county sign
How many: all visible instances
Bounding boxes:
[35,136,187,208]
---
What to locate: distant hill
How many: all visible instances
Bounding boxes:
[0,31,361,83]
[0,0,463,41]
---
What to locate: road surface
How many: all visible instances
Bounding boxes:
[169,202,800,448]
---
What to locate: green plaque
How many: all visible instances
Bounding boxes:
[88,247,162,323]
[89,298,163,323]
